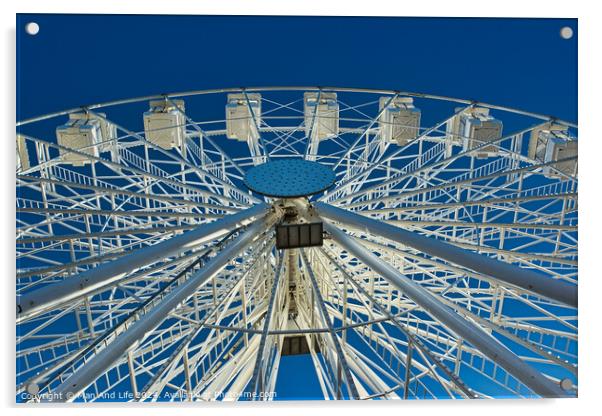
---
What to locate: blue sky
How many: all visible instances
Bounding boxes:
[17,15,577,122]
[16,14,578,401]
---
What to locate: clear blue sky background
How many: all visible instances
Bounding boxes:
[16,14,578,400]
[17,14,577,122]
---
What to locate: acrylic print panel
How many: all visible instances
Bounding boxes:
[15,14,578,402]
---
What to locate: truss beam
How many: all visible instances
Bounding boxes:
[315,202,576,307]
[322,220,566,398]
[45,213,274,402]
[17,203,270,321]
[300,250,360,400]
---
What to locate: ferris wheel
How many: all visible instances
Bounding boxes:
[15,87,578,401]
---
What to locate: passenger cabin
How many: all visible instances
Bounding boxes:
[304,92,339,141]
[143,99,186,150]
[225,93,262,142]
[16,135,30,171]
[529,123,577,178]
[378,96,421,146]
[56,112,116,165]
[446,107,503,158]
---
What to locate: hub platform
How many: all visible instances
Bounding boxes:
[243,159,336,198]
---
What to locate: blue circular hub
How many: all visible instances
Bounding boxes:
[244,159,336,198]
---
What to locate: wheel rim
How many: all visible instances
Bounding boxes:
[16,87,578,401]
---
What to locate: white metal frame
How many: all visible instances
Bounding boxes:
[16,87,578,402]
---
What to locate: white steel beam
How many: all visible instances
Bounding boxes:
[315,202,577,308]
[300,250,359,400]
[322,220,567,398]
[318,247,478,399]
[249,252,285,396]
[45,213,275,402]
[17,203,270,321]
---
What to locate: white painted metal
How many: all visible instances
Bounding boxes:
[48,214,276,402]
[143,99,186,150]
[56,112,116,165]
[16,88,578,402]
[226,93,262,142]
[378,96,421,145]
[321,220,566,397]
[447,107,503,158]
[314,202,577,307]
[529,123,577,178]
[17,203,270,320]
[16,134,30,171]
[304,91,339,161]
[226,93,266,164]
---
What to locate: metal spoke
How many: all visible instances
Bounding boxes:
[16,87,577,401]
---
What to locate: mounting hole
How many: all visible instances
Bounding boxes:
[26,383,40,395]
[25,22,40,35]
[560,26,573,40]
[560,378,573,391]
